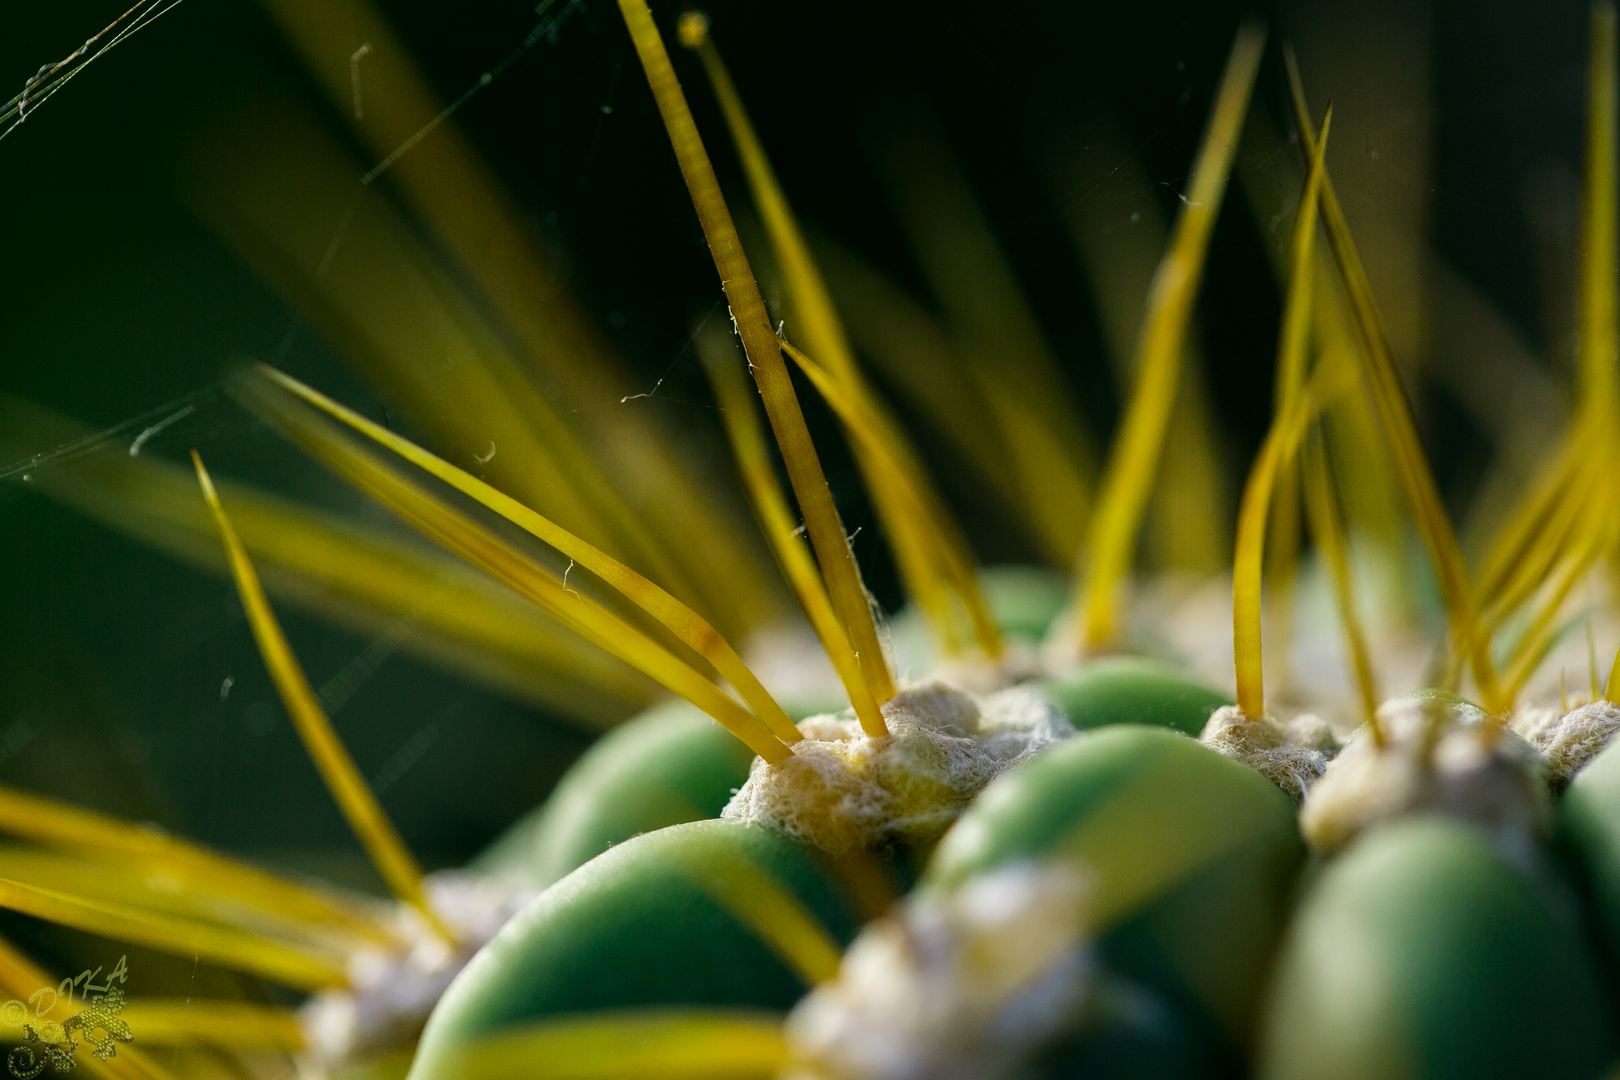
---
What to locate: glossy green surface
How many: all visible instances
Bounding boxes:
[926,725,1300,1050]
[1558,735,1620,968]
[978,564,1071,643]
[412,820,861,1080]
[1039,657,1232,736]
[1259,818,1616,1080]
[471,701,760,889]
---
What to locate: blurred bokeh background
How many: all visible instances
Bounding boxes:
[0,0,1593,894]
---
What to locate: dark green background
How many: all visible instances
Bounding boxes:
[0,0,1593,886]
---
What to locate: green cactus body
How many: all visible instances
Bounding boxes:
[924,725,1302,1052]
[409,819,860,1079]
[468,698,846,891]
[1557,734,1620,970]
[472,566,1116,898]
[1258,818,1617,1080]
[470,702,753,890]
[1039,658,1234,736]
[976,565,1072,644]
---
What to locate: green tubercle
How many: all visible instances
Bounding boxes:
[925,725,1301,1051]
[473,694,843,891]
[1039,657,1233,736]
[1259,818,1617,1080]
[412,819,861,1080]
[978,564,1072,643]
[470,702,757,890]
[1558,731,1620,971]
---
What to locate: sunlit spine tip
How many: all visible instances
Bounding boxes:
[677,9,710,49]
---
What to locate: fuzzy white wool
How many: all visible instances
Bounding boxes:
[784,863,1093,1080]
[722,683,1074,853]
[298,871,534,1069]
[1199,706,1337,802]
[1299,696,1548,857]
[1512,700,1620,791]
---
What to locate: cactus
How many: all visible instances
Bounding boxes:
[5,2,1620,1080]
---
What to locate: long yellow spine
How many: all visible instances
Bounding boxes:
[192,451,451,943]
[1300,430,1381,730]
[619,0,892,733]
[1284,47,1505,714]
[240,386,796,763]
[1078,22,1266,648]
[1581,2,1619,438]
[260,365,801,748]
[681,14,1000,661]
[699,326,880,724]
[1232,105,1332,719]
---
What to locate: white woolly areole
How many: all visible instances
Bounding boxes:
[784,862,1093,1080]
[722,683,1074,854]
[298,871,534,1069]
[1199,706,1337,802]
[1512,700,1620,791]
[1298,696,1548,857]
